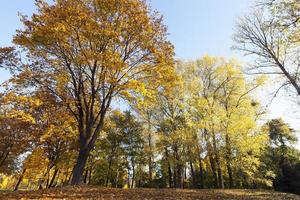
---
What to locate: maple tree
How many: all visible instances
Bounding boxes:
[1,0,175,184]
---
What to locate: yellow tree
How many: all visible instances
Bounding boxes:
[1,0,175,184]
[181,56,266,188]
[0,92,41,172]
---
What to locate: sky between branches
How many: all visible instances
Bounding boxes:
[0,0,299,149]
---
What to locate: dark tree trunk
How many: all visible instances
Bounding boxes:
[146,116,153,187]
[208,146,218,188]
[176,164,182,188]
[84,169,89,184]
[226,161,233,188]
[173,165,177,188]
[63,171,72,186]
[174,146,182,188]
[199,158,204,188]
[165,148,173,188]
[131,163,135,189]
[148,155,152,187]
[0,148,10,167]
[212,133,224,189]
[190,161,196,188]
[106,157,113,187]
[167,162,173,188]
[183,164,187,188]
[14,168,26,191]
[225,133,233,188]
[48,169,59,188]
[70,148,90,185]
[70,104,109,185]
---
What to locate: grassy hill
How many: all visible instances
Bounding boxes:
[1,187,299,200]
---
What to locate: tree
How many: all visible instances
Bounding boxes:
[262,119,300,194]
[233,0,300,96]
[116,111,144,188]
[0,92,41,173]
[179,56,266,189]
[1,0,175,184]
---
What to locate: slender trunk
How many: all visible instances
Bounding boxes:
[148,155,152,187]
[176,163,182,188]
[226,162,233,188]
[216,156,224,189]
[39,165,53,189]
[183,164,187,189]
[62,171,68,186]
[225,134,233,188]
[190,161,196,188]
[115,168,119,188]
[46,169,51,188]
[208,143,218,188]
[106,157,113,187]
[53,171,60,187]
[131,163,135,189]
[174,145,182,188]
[67,172,72,185]
[165,148,173,188]
[14,168,26,191]
[63,171,71,186]
[83,169,89,184]
[196,143,204,189]
[173,165,177,188]
[88,162,93,185]
[147,117,153,187]
[199,158,204,188]
[48,169,59,188]
[212,132,224,189]
[0,148,10,167]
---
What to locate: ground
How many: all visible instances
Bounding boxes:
[1,187,299,200]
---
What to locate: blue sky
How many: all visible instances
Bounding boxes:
[0,0,299,148]
[150,0,252,59]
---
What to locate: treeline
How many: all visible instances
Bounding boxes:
[0,0,299,195]
[0,57,299,193]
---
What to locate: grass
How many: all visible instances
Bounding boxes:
[1,186,299,200]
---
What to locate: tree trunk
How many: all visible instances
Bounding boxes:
[208,145,218,188]
[131,163,135,189]
[88,163,93,185]
[14,168,26,191]
[183,164,187,188]
[70,148,90,185]
[199,158,204,189]
[174,145,182,188]
[190,161,196,188]
[148,120,153,187]
[0,148,10,167]
[225,132,233,188]
[84,169,89,184]
[226,161,233,188]
[212,133,224,189]
[173,165,177,188]
[106,157,113,187]
[48,169,59,188]
[196,143,204,189]
[148,155,152,187]
[165,148,173,188]
[70,107,108,185]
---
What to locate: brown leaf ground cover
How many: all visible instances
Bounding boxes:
[0,187,299,200]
